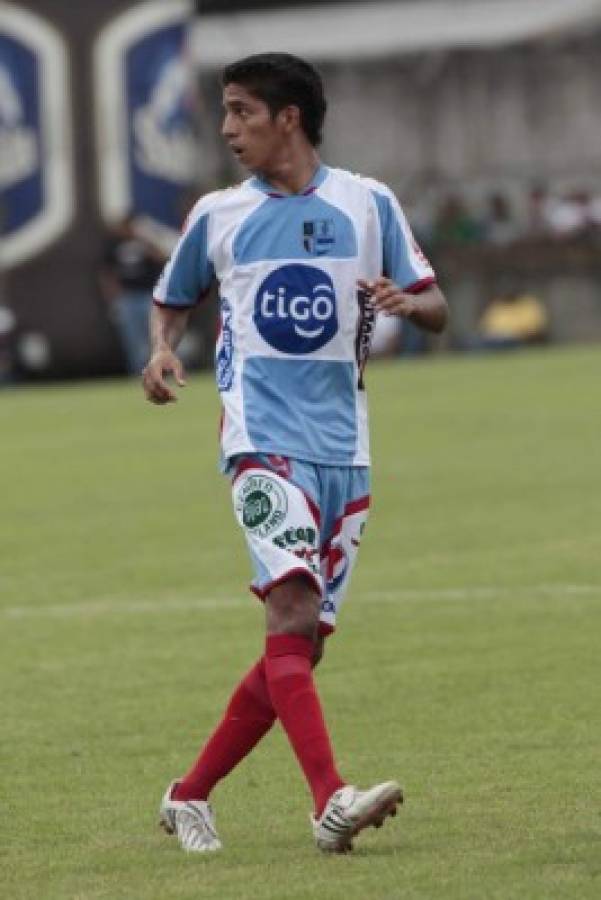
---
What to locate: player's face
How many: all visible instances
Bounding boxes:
[222,83,288,173]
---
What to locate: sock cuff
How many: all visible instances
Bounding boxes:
[265,633,314,660]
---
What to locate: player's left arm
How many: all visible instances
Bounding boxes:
[364,180,448,333]
[358,277,448,333]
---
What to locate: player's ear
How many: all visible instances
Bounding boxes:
[278,104,301,134]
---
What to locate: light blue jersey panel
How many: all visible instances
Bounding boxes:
[233,194,357,264]
[157,213,214,306]
[242,357,357,464]
[155,167,437,469]
[371,190,423,289]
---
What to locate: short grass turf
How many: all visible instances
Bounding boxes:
[1,346,600,900]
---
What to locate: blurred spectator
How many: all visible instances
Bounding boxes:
[588,193,601,230]
[546,190,592,240]
[400,318,428,355]
[17,331,52,375]
[477,280,549,349]
[99,215,167,375]
[481,193,522,246]
[526,184,554,238]
[432,194,483,246]
[0,304,16,384]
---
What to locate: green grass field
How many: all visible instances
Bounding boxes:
[1,346,600,899]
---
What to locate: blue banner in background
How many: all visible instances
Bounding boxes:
[0,34,42,237]
[127,22,197,228]
[0,5,72,269]
[95,1,197,233]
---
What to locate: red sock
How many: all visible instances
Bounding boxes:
[264,634,345,817]
[173,659,275,801]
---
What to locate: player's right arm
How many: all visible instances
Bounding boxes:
[142,305,189,404]
[142,193,218,404]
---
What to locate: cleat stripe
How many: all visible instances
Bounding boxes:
[181,803,219,840]
[320,820,349,835]
[324,811,349,824]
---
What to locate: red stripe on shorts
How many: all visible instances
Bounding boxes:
[319,495,370,558]
[251,567,322,601]
[344,495,371,517]
[232,457,272,483]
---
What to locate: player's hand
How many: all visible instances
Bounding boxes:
[358,277,418,319]
[142,349,186,404]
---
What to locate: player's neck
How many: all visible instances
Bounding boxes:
[255,147,321,196]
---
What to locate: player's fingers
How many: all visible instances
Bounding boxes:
[143,367,177,404]
[357,278,374,294]
[373,286,402,306]
[373,276,394,289]
[149,383,177,403]
[172,357,187,387]
[375,298,402,313]
[142,365,160,395]
[375,299,411,319]
[386,300,416,318]
[145,384,172,404]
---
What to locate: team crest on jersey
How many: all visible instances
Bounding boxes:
[303,219,335,255]
[235,473,288,538]
[255,264,338,354]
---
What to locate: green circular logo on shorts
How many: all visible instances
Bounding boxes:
[243,490,272,528]
[235,472,288,537]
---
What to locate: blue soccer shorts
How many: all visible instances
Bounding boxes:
[230,453,370,635]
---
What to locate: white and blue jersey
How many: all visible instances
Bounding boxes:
[154,164,435,467]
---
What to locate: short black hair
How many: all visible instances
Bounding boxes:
[222,53,327,147]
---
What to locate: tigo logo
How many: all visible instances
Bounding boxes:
[254,264,338,354]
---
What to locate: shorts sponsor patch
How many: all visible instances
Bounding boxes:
[272,525,320,575]
[234,472,288,538]
[272,525,317,549]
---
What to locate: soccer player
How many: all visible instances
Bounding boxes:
[143,53,448,854]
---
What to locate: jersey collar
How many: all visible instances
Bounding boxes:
[250,164,329,198]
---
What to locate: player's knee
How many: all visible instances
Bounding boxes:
[265,575,320,639]
[311,635,325,668]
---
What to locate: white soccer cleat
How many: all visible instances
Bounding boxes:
[312,781,403,853]
[159,780,222,853]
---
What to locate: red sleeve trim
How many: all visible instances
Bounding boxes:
[152,298,196,310]
[404,277,436,295]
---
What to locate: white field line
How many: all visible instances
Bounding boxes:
[1,595,244,619]
[365,584,601,602]
[2,583,599,619]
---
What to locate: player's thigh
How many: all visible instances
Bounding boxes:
[230,456,322,602]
